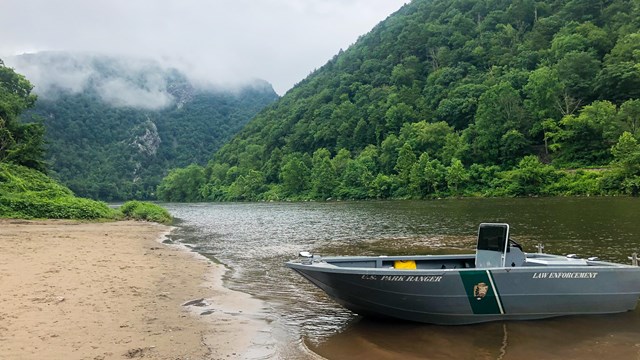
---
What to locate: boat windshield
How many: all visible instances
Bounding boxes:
[476,223,509,268]
[477,224,509,252]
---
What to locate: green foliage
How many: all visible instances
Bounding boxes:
[472,82,529,165]
[227,170,267,201]
[555,100,622,165]
[500,156,559,196]
[0,63,174,221]
[118,200,172,224]
[310,148,337,199]
[549,170,603,196]
[159,0,640,202]
[18,54,278,201]
[618,99,640,137]
[0,62,45,171]
[447,159,469,195]
[0,63,125,220]
[1,194,114,220]
[602,132,640,195]
[0,163,114,219]
[156,164,206,202]
[279,153,310,198]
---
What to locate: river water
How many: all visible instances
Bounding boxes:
[163,197,640,359]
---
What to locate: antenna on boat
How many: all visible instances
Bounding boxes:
[536,243,544,254]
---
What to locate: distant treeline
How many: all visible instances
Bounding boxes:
[158,0,640,202]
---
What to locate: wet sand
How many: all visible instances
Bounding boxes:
[0,219,270,360]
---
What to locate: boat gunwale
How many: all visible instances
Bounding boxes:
[285,253,639,274]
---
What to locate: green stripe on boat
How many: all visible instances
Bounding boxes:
[460,270,504,315]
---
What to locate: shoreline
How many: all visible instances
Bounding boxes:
[0,219,272,359]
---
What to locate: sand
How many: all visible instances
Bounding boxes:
[0,219,271,360]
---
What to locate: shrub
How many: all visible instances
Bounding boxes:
[501,156,560,196]
[0,193,114,219]
[119,201,172,224]
[0,163,115,220]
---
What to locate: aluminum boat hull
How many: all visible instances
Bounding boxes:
[286,254,640,325]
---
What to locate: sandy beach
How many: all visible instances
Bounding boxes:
[0,219,270,360]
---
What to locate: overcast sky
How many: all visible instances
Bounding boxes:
[1,0,407,95]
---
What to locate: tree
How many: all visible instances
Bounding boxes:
[352,118,373,150]
[447,158,469,195]
[472,82,528,164]
[500,129,530,166]
[595,62,640,103]
[379,134,401,174]
[310,148,337,199]
[523,67,563,150]
[0,61,44,171]
[338,158,373,199]
[156,164,206,202]
[385,102,416,134]
[262,147,283,183]
[607,132,640,196]
[355,145,379,175]
[618,99,640,137]
[600,32,640,99]
[504,156,557,196]
[541,118,562,154]
[0,118,14,161]
[227,170,266,201]
[557,100,621,164]
[280,153,310,196]
[0,63,37,120]
[394,142,417,188]
[331,148,352,175]
[555,51,600,102]
[408,153,430,198]
[611,132,640,177]
[423,158,447,196]
[399,121,453,162]
[369,173,393,199]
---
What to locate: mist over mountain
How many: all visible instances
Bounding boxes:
[7,52,274,110]
[13,52,279,200]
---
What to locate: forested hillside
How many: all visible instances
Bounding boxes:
[0,59,117,219]
[12,53,279,200]
[159,0,640,201]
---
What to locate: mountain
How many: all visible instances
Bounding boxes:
[0,60,118,220]
[10,52,279,200]
[158,0,640,201]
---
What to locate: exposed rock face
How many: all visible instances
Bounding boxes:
[167,82,195,110]
[131,119,161,157]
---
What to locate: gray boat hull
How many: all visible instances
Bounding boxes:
[287,254,640,325]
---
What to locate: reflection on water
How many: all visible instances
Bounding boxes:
[313,311,640,360]
[164,198,640,359]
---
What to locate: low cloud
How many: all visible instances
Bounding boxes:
[0,0,407,95]
[95,78,174,110]
[8,53,94,94]
[7,52,179,110]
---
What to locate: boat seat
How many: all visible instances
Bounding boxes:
[394,260,417,270]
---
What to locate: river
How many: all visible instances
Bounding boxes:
[163,197,640,359]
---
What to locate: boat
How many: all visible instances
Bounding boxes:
[285,223,640,325]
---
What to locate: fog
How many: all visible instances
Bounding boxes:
[1,0,407,95]
[7,53,182,110]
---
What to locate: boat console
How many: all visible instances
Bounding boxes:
[476,223,525,268]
